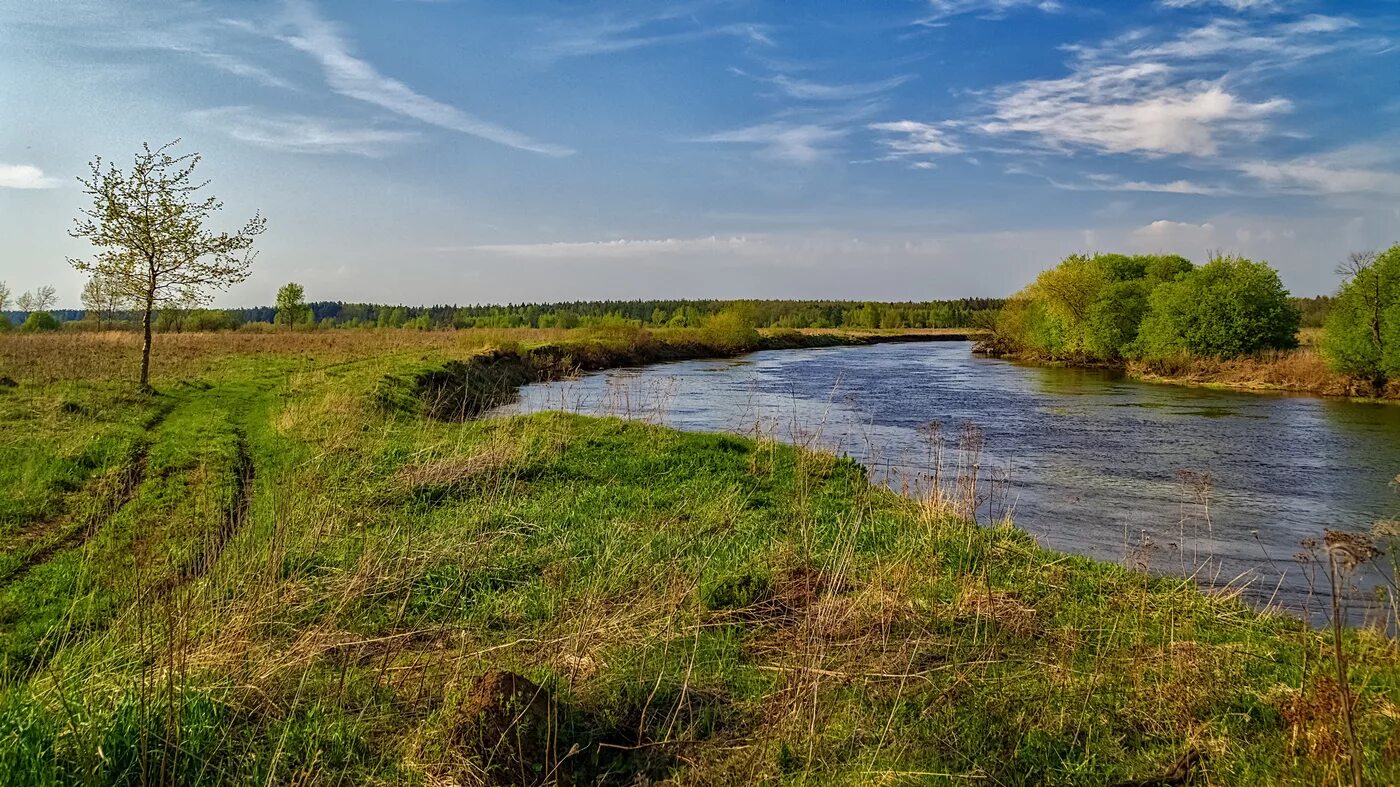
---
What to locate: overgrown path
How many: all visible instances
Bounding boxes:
[0,365,288,678]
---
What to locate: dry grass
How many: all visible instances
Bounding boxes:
[1129,346,1400,399]
[0,328,572,384]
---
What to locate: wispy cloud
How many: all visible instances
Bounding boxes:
[978,64,1289,156]
[458,236,760,259]
[917,0,1063,25]
[279,0,572,156]
[1237,158,1400,196]
[1073,174,1231,195]
[527,7,771,62]
[186,106,419,156]
[959,10,1369,159]
[8,1,293,90]
[1159,0,1282,11]
[0,164,61,190]
[733,69,911,101]
[868,121,962,166]
[694,122,846,163]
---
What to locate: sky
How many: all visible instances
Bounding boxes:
[2,0,1399,307]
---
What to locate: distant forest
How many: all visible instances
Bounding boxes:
[5,295,1335,332]
[7,298,1006,331]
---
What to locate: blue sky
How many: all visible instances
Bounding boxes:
[2,0,1398,306]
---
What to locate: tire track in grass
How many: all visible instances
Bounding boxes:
[0,440,154,589]
[0,399,174,581]
[151,429,255,596]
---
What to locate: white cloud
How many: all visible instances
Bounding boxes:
[459,236,760,259]
[979,64,1289,156]
[1136,219,1216,235]
[279,0,572,156]
[1159,0,1282,11]
[752,73,911,102]
[948,10,1364,160]
[869,121,963,161]
[0,165,61,189]
[186,106,419,156]
[919,0,1063,23]
[696,122,846,163]
[528,9,771,61]
[1238,158,1400,196]
[1047,173,1232,194]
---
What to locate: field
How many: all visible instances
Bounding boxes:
[1,328,1398,785]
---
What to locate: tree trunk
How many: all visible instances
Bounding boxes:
[140,294,154,389]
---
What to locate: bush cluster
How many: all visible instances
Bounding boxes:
[994,253,1299,362]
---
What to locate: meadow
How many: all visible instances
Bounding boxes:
[0,327,1397,785]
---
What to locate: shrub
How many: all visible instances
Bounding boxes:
[700,310,760,353]
[19,312,60,333]
[996,253,1195,361]
[1320,245,1400,384]
[1134,256,1299,359]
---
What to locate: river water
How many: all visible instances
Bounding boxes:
[492,341,1400,621]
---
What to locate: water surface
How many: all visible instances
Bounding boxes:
[494,341,1400,619]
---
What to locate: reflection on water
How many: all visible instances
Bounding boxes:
[492,341,1400,622]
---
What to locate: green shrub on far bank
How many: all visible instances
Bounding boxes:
[993,253,1194,361]
[19,311,60,333]
[700,309,761,353]
[1135,256,1300,360]
[1321,244,1400,384]
[994,253,1300,363]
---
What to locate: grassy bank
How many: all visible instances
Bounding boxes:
[981,334,1400,401]
[0,329,1397,784]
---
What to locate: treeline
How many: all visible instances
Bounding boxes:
[988,253,1301,362]
[14,298,1004,333]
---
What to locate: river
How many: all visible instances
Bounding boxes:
[492,340,1400,622]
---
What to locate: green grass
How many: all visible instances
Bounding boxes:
[0,330,1396,785]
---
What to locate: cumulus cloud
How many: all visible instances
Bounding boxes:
[186,106,419,156]
[0,164,61,189]
[279,0,572,156]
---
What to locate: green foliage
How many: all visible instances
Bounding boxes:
[999,253,1299,363]
[997,253,1196,361]
[19,312,60,333]
[1321,245,1400,383]
[68,140,265,385]
[274,282,309,326]
[700,309,761,353]
[1135,256,1300,359]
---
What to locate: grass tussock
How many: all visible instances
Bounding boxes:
[0,331,1396,785]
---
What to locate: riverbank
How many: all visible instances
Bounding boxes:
[1,332,1397,784]
[978,340,1400,402]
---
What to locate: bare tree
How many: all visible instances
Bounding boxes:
[68,140,265,387]
[81,272,131,330]
[16,286,58,312]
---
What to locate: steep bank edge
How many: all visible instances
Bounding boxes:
[377,331,968,421]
